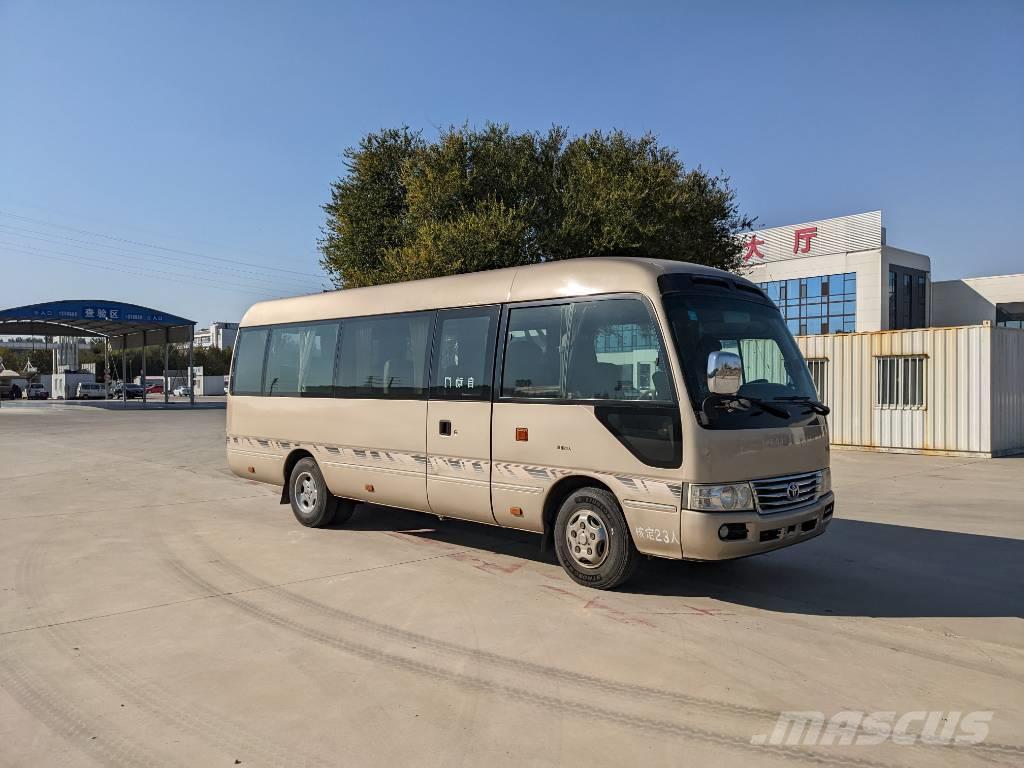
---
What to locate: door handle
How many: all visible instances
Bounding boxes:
[438,420,452,436]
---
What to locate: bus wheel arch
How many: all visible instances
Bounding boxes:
[542,475,615,551]
[281,449,315,504]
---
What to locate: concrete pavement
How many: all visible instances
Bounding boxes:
[1,406,1021,767]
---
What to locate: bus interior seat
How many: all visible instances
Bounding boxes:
[567,349,620,398]
[652,368,670,400]
[505,337,547,391]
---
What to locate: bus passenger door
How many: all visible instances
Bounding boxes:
[426,306,500,525]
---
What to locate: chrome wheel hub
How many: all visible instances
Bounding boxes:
[295,472,318,514]
[565,509,609,569]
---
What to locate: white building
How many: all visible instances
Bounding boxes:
[740,211,1024,457]
[740,211,931,334]
[932,274,1024,328]
[194,321,239,350]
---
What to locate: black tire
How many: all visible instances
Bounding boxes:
[288,457,354,528]
[553,486,638,590]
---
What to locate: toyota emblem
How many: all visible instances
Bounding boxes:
[786,482,800,501]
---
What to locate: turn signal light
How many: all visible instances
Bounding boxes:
[246,466,255,474]
[365,483,375,493]
[509,507,523,517]
[515,427,529,441]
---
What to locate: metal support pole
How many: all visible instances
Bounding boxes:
[141,333,147,406]
[188,332,195,408]
[104,338,110,400]
[164,330,169,404]
[121,335,127,405]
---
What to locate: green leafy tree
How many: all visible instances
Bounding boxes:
[319,124,752,288]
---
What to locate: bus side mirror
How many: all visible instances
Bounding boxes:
[707,351,742,396]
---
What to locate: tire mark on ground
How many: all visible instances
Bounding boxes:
[186,533,1024,762]
[10,529,334,768]
[0,537,176,767]
[158,533,953,768]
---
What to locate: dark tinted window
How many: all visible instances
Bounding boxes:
[264,322,339,397]
[231,328,268,395]
[335,312,433,398]
[567,298,671,401]
[594,405,681,468]
[430,306,499,400]
[500,298,671,401]
[501,305,563,398]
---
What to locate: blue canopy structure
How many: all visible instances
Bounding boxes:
[0,299,194,349]
[0,300,197,405]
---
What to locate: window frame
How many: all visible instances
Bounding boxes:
[230,326,271,396]
[332,309,436,401]
[261,319,342,399]
[428,304,501,402]
[494,292,679,408]
[805,358,829,404]
[874,355,926,410]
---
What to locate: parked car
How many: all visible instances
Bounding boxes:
[26,383,49,400]
[76,382,107,400]
[173,385,193,397]
[109,383,144,399]
[146,383,164,394]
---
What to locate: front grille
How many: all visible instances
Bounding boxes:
[751,471,822,514]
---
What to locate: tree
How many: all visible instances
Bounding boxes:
[319,124,753,288]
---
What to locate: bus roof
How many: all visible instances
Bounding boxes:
[241,257,755,327]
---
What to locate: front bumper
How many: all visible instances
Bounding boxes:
[680,492,834,560]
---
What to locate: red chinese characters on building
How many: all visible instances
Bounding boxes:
[742,234,766,262]
[793,226,818,254]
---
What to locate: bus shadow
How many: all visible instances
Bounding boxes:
[625,518,1024,618]
[342,506,1023,619]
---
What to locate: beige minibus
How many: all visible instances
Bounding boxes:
[227,258,834,589]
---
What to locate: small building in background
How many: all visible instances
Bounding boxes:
[739,211,1024,457]
[193,322,239,350]
[931,274,1024,328]
[740,210,931,335]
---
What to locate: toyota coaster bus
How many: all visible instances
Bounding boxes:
[227,258,834,589]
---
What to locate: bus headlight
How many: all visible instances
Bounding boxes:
[688,483,754,512]
[819,468,832,495]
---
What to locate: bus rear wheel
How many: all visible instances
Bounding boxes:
[289,457,353,528]
[553,487,637,590]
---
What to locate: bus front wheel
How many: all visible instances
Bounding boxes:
[553,487,637,590]
[288,457,353,528]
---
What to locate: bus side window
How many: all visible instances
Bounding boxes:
[231,328,269,396]
[501,305,563,398]
[335,312,432,399]
[429,306,499,400]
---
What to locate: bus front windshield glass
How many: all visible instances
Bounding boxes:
[663,293,820,429]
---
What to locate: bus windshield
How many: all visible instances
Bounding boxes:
[662,292,820,429]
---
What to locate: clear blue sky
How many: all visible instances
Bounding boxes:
[1,1,1021,326]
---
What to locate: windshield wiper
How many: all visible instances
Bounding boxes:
[771,395,830,415]
[702,394,791,419]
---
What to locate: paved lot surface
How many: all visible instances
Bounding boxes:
[1,404,1021,767]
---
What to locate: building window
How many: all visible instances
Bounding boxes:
[875,356,925,409]
[757,272,857,335]
[995,304,1024,329]
[889,265,929,330]
[902,273,912,328]
[806,358,828,403]
[888,269,897,329]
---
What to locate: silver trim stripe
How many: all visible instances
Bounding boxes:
[751,471,822,514]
